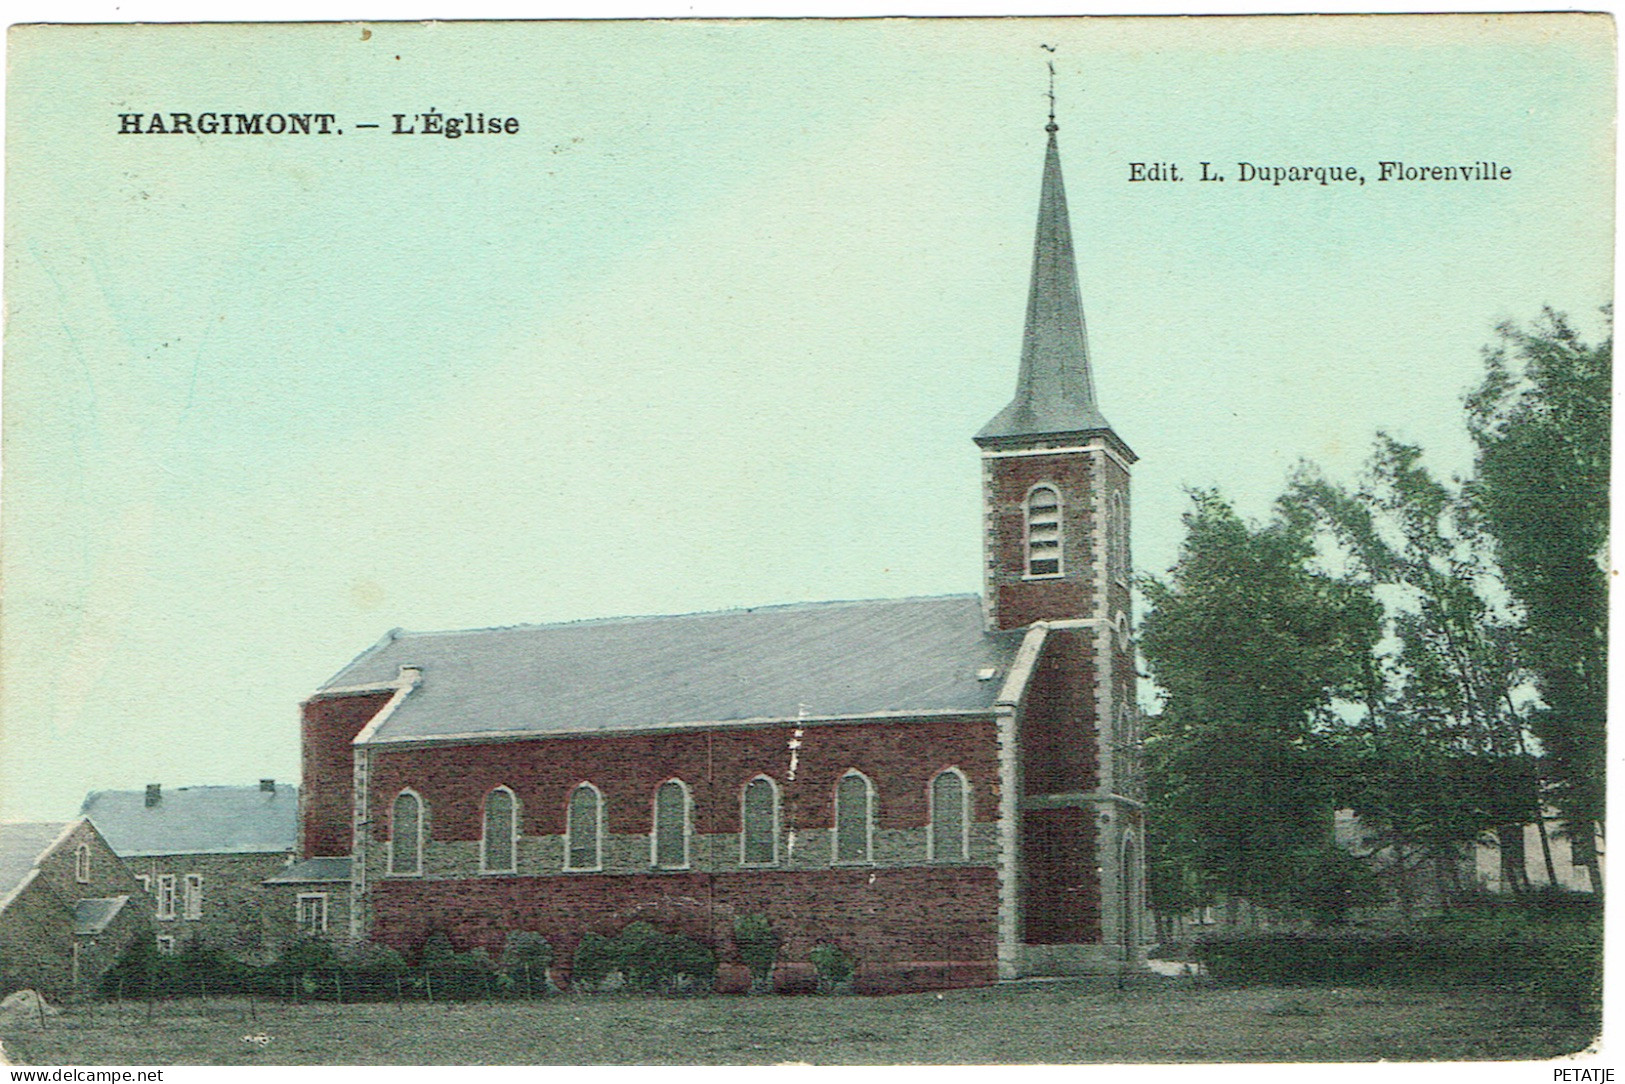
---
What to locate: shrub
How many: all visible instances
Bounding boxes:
[499,932,554,996]
[570,932,620,990]
[616,922,716,993]
[570,923,716,994]
[808,944,853,991]
[732,914,781,989]
[1191,903,1602,1018]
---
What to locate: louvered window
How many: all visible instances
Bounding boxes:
[1027,486,1062,576]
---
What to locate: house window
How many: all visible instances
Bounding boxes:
[929,768,971,863]
[156,935,177,955]
[651,780,690,870]
[297,893,330,934]
[482,786,517,874]
[740,776,780,867]
[156,874,177,920]
[565,783,603,871]
[183,874,204,919]
[389,791,423,876]
[74,843,90,883]
[136,874,152,895]
[1026,486,1063,577]
[833,771,875,864]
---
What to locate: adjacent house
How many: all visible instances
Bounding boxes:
[0,819,148,998]
[81,781,297,958]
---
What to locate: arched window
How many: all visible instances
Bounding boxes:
[833,770,875,865]
[928,768,971,863]
[565,783,603,871]
[1109,490,1130,583]
[482,786,517,874]
[740,776,780,866]
[389,791,423,876]
[651,779,690,869]
[1026,486,1063,577]
[74,843,90,883]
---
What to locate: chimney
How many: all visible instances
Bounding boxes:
[145,784,161,808]
[260,778,276,793]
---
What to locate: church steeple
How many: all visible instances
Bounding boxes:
[975,123,1114,448]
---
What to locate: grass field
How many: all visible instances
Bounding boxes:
[0,980,1596,1065]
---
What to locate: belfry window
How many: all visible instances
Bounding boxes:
[482,787,517,874]
[1026,486,1063,577]
[834,770,875,864]
[652,779,690,869]
[566,783,603,871]
[740,776,780,866]
[389,791,423,876]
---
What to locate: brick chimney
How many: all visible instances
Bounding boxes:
[260,778,276,793]
[145,783,161,807]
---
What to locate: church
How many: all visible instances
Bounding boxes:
[296,113,1146,992]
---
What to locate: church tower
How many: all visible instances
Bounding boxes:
[980,109,1145,971]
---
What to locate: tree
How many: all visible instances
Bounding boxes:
[1464,309,1609,892]
[1139,490,1380,917]
[1287,435,1546,902]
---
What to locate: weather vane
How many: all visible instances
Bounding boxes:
[1041,44,1058,132]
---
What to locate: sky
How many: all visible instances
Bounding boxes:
[2,16,1614,821]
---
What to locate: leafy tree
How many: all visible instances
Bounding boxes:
[1139,490,1380,917]
[1287,435,1546,899]
[1464,310,1609,892]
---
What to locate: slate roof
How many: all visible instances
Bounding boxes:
[73,896,130,935]
[265,857,351,885]
[321,594,1020,746]
[0,822,72,897]
[978,128,1121,449]
[80,785,297,858]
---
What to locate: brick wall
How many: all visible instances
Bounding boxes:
[1020,806,1100,943]
[1021,629,1099,795]
[363,716,1000,870]
[984,451,1096,630]
[367,866,998,985]
[345,717,1002,988]
[302,691,392,857]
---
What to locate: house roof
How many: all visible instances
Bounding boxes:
[265,857,351,885]
[73,896,130,935]
[0,822,73,898]
[80,785,297,858]
[977,127,1123,451]
[320,594,1021,746]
